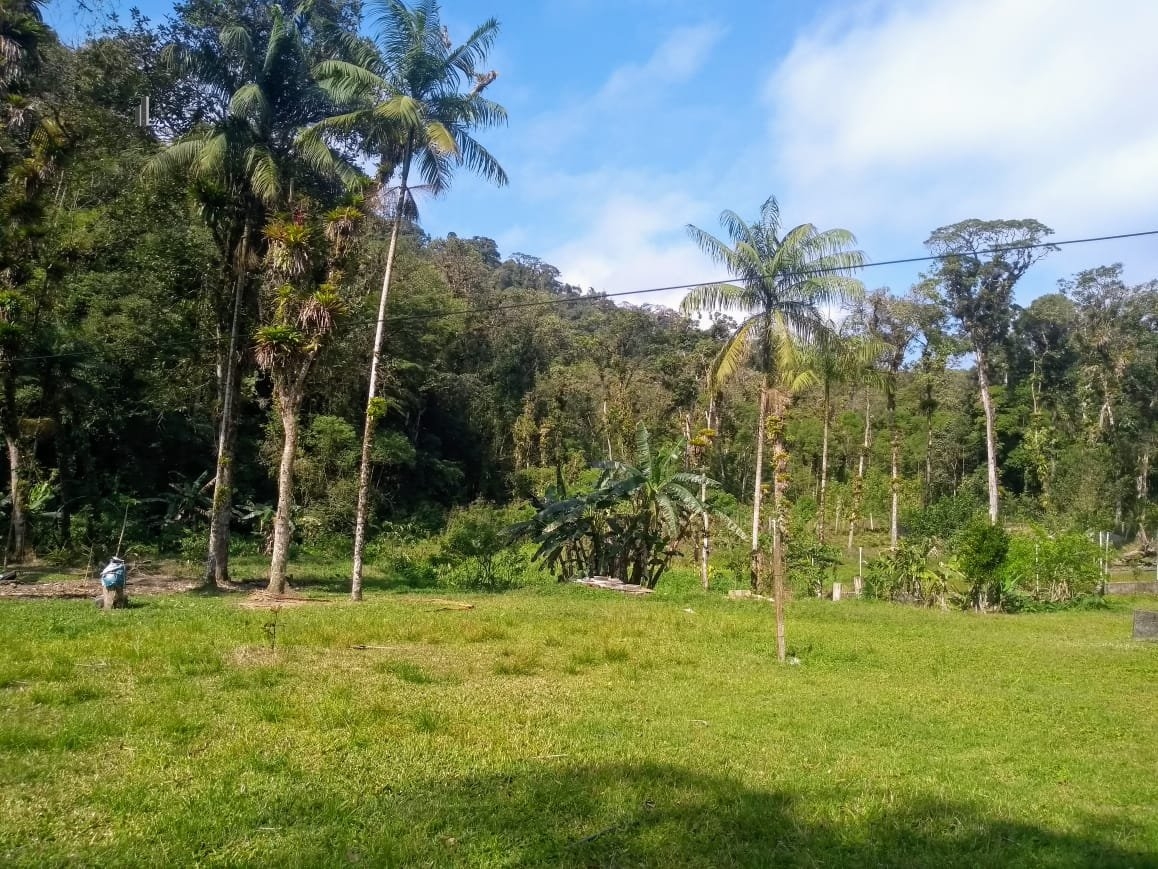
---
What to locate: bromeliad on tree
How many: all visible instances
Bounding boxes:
[255,200,364,594]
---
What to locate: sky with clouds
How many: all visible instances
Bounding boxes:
[49,0,1158,309]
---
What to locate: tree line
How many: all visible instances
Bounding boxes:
[2,0,1155,626]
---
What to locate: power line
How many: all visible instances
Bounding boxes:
[3,228,1155,364]
[372,228,1158,327]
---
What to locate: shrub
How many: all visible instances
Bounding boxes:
[786,533,840,598]
[951,520,1010,611]
[864,539,951,607]
[997,529,1102,611]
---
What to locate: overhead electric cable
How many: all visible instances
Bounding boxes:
[3,228,1155,364]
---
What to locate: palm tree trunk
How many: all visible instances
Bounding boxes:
[267,392,302,595]
[203,245,249,589]
[848,389,870,550]
[768,387,789,663]
[750,378,768,591]
[351,165,411,601]
[817,384,831,545]
[976,349,1000,524]
[888,378,899,550]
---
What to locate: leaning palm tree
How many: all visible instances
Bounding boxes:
[313,0,508,601]
[147,1,361,588]
[680,196,864,662]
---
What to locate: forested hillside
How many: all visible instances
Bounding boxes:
[3,0,1157,605]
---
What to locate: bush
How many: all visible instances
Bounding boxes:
[997,529,1102,611]
[864,539,951,607]
[786,533,840,598]
[951,519,1010,611]
[436,501,534,590]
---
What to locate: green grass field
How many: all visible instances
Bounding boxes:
[1,565,1156,867]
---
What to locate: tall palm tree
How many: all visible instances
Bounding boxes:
[148,1,360,588]
[314,0,508,601]
[680,196,864,662]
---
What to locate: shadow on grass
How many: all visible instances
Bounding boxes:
[367,761,1150,867]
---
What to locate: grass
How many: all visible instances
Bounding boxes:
[0,564,1156,867]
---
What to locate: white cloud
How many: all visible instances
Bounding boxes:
[765,0,1158,284]
[537,169,719,308]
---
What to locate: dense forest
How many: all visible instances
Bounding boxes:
[3,0,1157,632]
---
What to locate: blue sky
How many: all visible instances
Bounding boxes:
[49,0,1158,309]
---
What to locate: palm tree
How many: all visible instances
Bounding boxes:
[680,196,864,662]
[147,1,360,588]
[313,0,508,601]
[0,0,46,88]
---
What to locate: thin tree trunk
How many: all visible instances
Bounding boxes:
[848,389,870,550]
[267,394,302,595]
[750,379,768,591]
[1137,448,1150,503]
[890,428,900,550]
[3,368,26,562]
[924,410,933,508]
[888,376,899,550]
[699,398,715,590]
[351,167,410,601]
[203,244,249,589]
[817,384,831,545]
[768,388,789,663]
[977,349,1000,524]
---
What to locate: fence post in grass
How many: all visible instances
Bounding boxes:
[832,582,842,601]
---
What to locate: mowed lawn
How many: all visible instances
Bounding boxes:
[1,574,1156,867]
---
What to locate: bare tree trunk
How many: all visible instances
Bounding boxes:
[977,350,1000,524]
[817,385,831,545]
[848,389,871,550]
[768,388,789,663]
[351,172,409,601]
[888,377,900,550]
[267,396,302,595]
[890,428,900,550]
[2,369,26,562]
[5,434,25,562]
[750,379,768,591]
[924,411,933,508]
[203,247,249,589]
[1137,448,1150,503]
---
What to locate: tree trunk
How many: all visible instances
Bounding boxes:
[3,369,26,563]
[267,395,302,595]
[749,379,768,591]
[924,410,933,508]
[976,350,1000,524]
[768,388,789,663]
[888,377,899,550]
[817,385,830,545]
[1137,448,1150,503]
[848,389,870,550]
[5,434,25,562]
[351,166,411,601]
[203,247,250,589]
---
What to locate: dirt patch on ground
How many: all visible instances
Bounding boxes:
[237,589,331,609]
[0,566,199,600]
